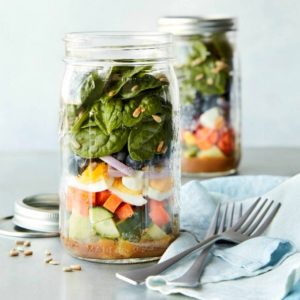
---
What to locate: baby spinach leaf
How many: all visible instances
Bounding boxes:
[102,66,146,101]
[211,33,233,63]
[120,74,163,99]
[122,98,143,127]
[81,119,98,129]
[140,94,163,115]
[65,104,77,127]
[93,99,123,134]
[80,71,105,109]
[122,94,163,128]
[161,101,172,121]
[188,39,209,64]
[72,127,129,159]
[71,70,107,133]
[160,118,173,149]
[184,58,228,95]
[71,110,90,134]
[128,120,164,161]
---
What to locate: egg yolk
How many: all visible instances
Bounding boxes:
[78,163,109,184]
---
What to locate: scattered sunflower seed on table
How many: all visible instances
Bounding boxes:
[24,250,33,256]
[9,250,19,257]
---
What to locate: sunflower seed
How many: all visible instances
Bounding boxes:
[23,241,31,247]
[206,78,213,85]
[132,106,142,118]
[131,85,139,92]
[195,73,204,81]
[158,76,168,83]
[44,257,53,263]
[152,115,162,123]
[9,250,19,257]
[24,250,33,256]
[70,264,82,271]
[191,58,203,66]
[63,267,73,272]
[161,145,168,154]
[108,91,115,97]
[156,141,164,153]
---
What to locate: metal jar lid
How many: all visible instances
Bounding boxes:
[0,194,60,238]
[158,16,237,35]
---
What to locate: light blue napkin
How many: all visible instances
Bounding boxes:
[146,175,300,300]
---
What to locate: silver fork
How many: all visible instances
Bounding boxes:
[168,202,240,287]
[116,198,281,285]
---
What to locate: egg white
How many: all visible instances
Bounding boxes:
[144,186,173,201]
[109,186,147,206]
[67,176,114,192]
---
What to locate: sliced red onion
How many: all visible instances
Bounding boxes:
[146,170,171,179]
[100,156,135,176]
[108,166,126,178]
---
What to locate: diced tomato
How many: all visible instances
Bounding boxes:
[207,129,219,144]
[195,127,219,150]
[218,129,235,156]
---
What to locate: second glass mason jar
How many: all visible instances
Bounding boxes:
[59,32,180,263]
[159,16,241,176]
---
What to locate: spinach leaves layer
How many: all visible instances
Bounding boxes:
[67,66,172,161]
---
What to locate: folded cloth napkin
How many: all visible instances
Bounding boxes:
[146,174,300,300]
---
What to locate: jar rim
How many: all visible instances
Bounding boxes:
[64,31,174,62]
[65,31,172,48]
[158,15,237,35]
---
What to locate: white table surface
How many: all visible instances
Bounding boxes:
[0,148,299,300]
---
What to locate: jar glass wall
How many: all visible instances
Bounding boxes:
[59,32,180,263]
[159,17,241,177]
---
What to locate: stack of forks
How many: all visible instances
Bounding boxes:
[116,198,281,286]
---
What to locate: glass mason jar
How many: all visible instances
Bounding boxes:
[59,32,180,263]
[159,16,241,176]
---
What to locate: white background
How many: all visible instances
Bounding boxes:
[0,0,299,151]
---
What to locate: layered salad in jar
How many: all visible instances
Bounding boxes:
[60,65,179,261]
[178,33,240,174]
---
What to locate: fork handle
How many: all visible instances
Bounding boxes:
[116,235,219,285]
[167,246,212,287]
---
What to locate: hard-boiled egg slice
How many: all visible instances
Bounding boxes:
[144,177,173,201]
[67,176,114,193]
[122,171,144,192]
[145,186,173,201]
[109,178,147,206]
[78,163,109,184]
[149,177,173,192]
[199,107,222,129]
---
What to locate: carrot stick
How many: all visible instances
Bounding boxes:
[96,190,111,206]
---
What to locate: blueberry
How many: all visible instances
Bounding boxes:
[150,154,165,166]
[113,151,127,163]
[194,91,204,112]
[68,155,89,175]
[202,95,218,112]
[181,91,204,129]
[125,155,145,170]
